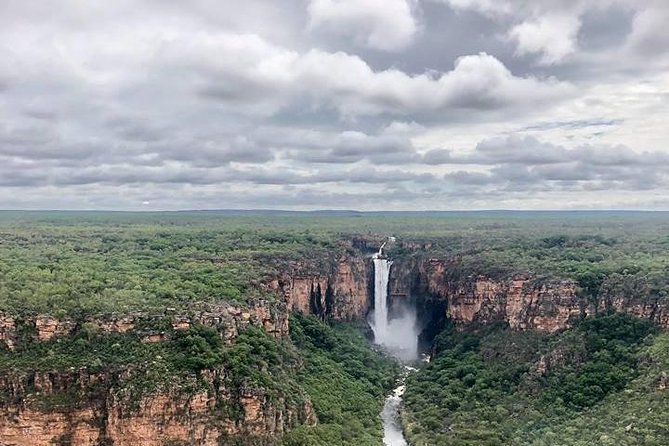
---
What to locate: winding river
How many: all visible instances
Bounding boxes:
[381,371,410,446]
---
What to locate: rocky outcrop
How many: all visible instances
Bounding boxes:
[529,338,587,378]
[0,297,304,446]
[0,316,16,351]
[271,254,371,321]
[389,257,669,333]
[0,407,101,446]
[0,300,289,352]
[444,275,584,332]
[597,274,669,328]
[34,316,76,341]
[0,368,315,446]
[389,258,586,332]
[170,300,290,343]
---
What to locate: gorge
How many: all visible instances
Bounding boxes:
[1,213,669,445]
[369,241,416,446]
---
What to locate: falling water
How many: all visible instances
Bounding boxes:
[372,252,392,342]
[369,243,418,361]
[369,241,419,446]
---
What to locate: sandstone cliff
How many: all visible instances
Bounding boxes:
[0,367,315,446]
[0,300,289,352]
[388,257,669,333]
[0,299,311,446]
[268,254,372,321]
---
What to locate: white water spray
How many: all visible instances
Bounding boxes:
[370,241,419,445]
[369,242,418,362]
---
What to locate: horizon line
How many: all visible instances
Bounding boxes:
[0,208,668,214]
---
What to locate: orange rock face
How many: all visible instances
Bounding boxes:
[0,407,100,446]
[280,255,371,320]
[34,316,75,341]
[389,257,669,333]
[0,299,301,445]
[0,367,315,446]
[104,392,220,446]
[442,274,586,332]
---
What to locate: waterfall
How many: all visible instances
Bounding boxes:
[372,252,392,342]
[370,242,417,446]
[370,242,418,361]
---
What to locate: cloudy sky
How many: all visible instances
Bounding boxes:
[1,0,668,210]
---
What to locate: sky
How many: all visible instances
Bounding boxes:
[0,0,668,210]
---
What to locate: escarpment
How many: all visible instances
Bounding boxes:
[386,255,669,335]
[2,236,669,446]
[269,240,669,337]
[269,253,372,321]
[0,300,312,446]
[0,367,315,446]
[0,300,289,352]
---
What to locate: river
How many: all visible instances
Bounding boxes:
[382,376,409,446]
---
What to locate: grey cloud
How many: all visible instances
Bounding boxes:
[434,134,669,196]
[625,4,669,57]
[423,135,669,168]
[23,109,59,121]
[262,127,422,165]
[473,135,569,164]
[578,4,634,52]
[237,167,435,185]
[0,0,667,210]
[443,171,492,185]
[522,118,622,131]
[444,163,664,195]
[422,149,453,165]
[0,153,438,189]
[106,117,171,143]
[306,0,418,51]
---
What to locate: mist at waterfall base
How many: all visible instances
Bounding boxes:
[368,246,417,446]
[369,255,418,362]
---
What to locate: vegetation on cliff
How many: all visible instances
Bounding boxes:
[0,212,342,316]
[284,314,399,446]
[0,320,309,414]
[1,211,668,317]
[403,314,663,445]
[2,210,669,444]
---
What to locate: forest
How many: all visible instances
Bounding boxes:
[0,210,668,445]
[403,314,669,445]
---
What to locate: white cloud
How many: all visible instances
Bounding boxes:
[625,5,669,57]
[0,0,668,210]
[440,0,633,65]
[152,30,571,117]
[443,0,515,16]
[307,0,418,51]
[508,13,581,65]
[198,43,571,116]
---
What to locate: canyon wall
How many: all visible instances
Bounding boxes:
[388,257,669,333]
[0,300,289,352]
[0,367,315,446]
[270,254,372,321]
[0,299,313,446]
[267,244,669,335]
[3,240,668,445]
